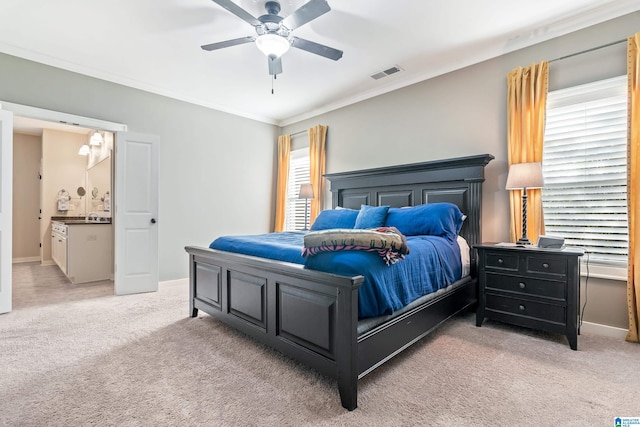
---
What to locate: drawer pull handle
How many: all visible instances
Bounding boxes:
[497,258,504,264]
[519,282,526,289]
[542,263,549,269]
[519,304,526,311]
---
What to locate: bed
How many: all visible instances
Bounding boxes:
[185,153,493,410]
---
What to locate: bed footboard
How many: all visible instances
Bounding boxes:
[186,245,364,410]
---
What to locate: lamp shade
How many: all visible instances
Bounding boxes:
[89,131,103,146]
[298,183,314,199]
[256,33,290,58]
[505,162,544,190]
[78,144,90,156]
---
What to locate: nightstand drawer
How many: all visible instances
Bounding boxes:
[485,294,566,325]
[484,252,519,271]
[485,272,566,300]
[526,255,566,276]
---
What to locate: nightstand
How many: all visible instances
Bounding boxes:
[475,243,584,350]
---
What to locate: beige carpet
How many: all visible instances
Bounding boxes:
[1,280,638,426]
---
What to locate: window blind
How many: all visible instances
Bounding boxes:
[542,75,628,264]
[284,148,310,231]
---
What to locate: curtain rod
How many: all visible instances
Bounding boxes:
[549,38,627,63]
[289,129,308,137]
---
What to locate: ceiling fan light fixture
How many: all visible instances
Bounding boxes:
[256,33,290,58]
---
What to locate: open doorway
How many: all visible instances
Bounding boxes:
[12,116,115,308]
[1,101,159,314]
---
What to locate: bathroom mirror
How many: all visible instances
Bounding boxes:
[86,156,111,212]
[77,186,86,197]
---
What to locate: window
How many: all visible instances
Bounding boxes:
[284,148,310,231]
[542,75,628,265]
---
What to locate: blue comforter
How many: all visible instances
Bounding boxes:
[210,231,307,264]
[210,232,462,318]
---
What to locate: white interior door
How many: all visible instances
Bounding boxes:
[114,132,159,295]
[0,110,13,313]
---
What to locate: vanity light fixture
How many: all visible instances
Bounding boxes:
[89,130,104,146]
[78,144,91,156]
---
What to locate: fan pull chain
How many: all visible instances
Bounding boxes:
[271,74,278,95]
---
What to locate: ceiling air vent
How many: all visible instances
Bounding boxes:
[370,65,403,80]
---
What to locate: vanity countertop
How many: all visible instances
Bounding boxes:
[51,216,111,225]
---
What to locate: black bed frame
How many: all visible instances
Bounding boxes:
[185,154,493,410]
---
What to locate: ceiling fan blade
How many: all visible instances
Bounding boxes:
[201,36,255,51]
[282,0,331,30]
[268,55,283,76]
[290,37,343,61]
[210,0,261,27]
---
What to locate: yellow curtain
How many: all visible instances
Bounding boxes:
[506,61,548,243]
[309,125,327,224]
[626,33,640,343]
[274,134,291,232]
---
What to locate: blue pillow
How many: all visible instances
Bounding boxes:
[384,203,464,239]
[310,208,358,231]
[354,205,390,229]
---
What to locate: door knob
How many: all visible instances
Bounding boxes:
[150,218,156,224]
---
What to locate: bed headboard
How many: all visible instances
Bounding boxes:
[324,154,494,271]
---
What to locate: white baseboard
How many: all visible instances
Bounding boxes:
[12,256,41,264]
[581,321,628,339]
[160,278,189,286]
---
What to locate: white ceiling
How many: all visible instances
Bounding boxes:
[1,0,639,126]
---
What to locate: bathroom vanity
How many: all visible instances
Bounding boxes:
[51,217,113,284]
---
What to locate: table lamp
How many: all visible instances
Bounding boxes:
[298,183,314,231]
[506,162,544,245]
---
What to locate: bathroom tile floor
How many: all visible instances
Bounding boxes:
[12,262,113,309]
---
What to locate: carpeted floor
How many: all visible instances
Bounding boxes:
[1,279,638,426]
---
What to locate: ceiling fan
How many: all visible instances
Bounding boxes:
[201,0,343,77]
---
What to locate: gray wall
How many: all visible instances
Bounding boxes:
[1,10,636,330]
[282,12,639,330]
[0,53,279,282]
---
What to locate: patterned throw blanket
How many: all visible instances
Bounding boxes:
[302,227,410,265]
